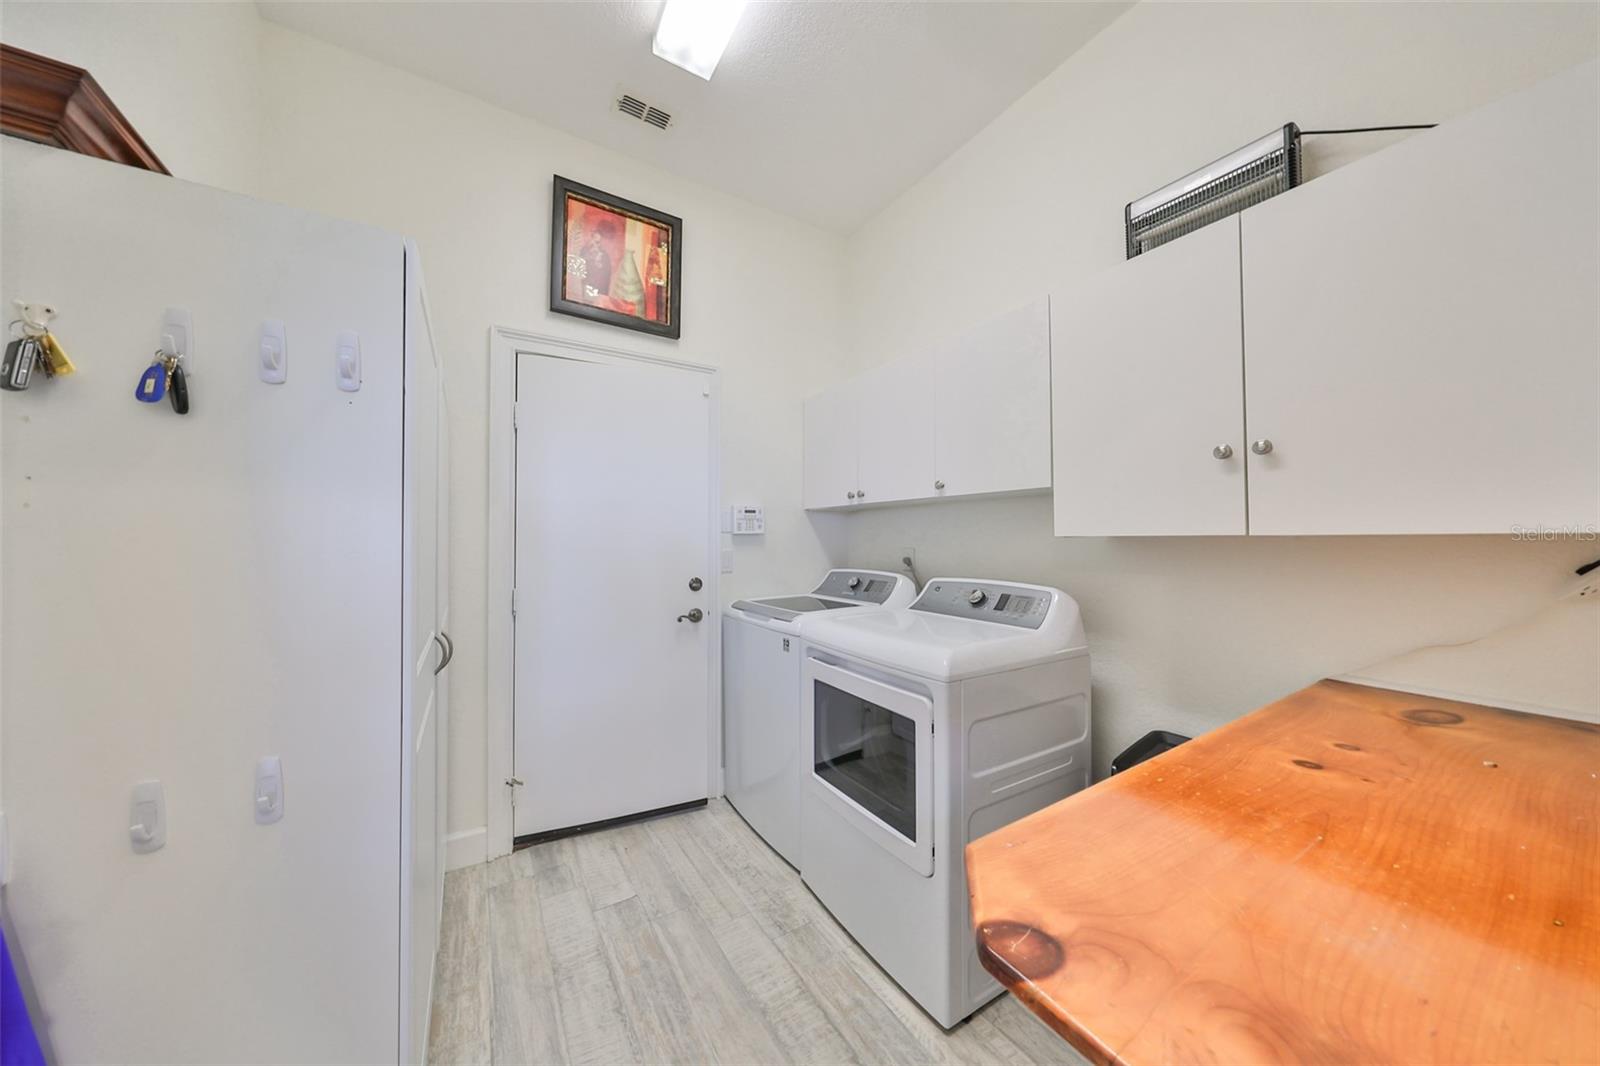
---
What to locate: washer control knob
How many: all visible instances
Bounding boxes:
[967,589,988,606]
[847,576,861,589]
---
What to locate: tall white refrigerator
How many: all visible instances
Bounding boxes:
[0,138,450,1064]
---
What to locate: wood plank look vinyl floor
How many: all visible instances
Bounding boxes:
[427,799,1087,1066]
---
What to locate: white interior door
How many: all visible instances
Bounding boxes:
[1051,218,1247,536]
[435,378,450,918]
[513,351,713,838]
[1,141,403,1064]
[402,243,441,1066]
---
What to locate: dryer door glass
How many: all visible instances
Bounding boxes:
[813,680,918,842]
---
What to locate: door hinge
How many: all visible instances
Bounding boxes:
[506,777,523,788]
[511,587,518,618]
[512,403,518,433]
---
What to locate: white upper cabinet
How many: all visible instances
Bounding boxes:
[856,354,936,504]
[1050,61,1597,537]
[1053,220,1247,536]
[1241,60,1598,535]
[803,384,859,510]
[936,298,1051,499]
[803,299,1052,511]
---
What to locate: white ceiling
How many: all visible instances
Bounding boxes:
[255,1,1130,232]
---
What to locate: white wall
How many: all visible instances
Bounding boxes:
[0,1,261,194]
[839,1,1600,773]
[252,23,851,853]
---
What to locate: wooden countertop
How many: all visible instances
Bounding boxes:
[965,680,1599,1065]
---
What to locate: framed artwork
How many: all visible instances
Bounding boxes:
[550,175,682,339]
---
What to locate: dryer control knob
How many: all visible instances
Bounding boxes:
[967,589,988,606]
[847,576,861,589]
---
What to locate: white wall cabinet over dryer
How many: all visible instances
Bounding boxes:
[805,299,1050,511]
[1053,60,1598,537]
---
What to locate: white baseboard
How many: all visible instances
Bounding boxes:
[444,826,488,871]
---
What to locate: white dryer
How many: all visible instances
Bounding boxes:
[800,578,1090,1028]
[722,569,915,867]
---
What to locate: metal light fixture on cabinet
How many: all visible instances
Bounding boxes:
[1125,124,1302,258]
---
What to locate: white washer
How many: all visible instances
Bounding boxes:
[800,578,1090,1028]
[722,569,915,867]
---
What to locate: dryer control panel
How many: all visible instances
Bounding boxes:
[813,570,903,604]
[911,581,1051,629]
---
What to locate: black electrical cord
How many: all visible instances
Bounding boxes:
[1577,558,1600,577]
[1300,124,1438,135]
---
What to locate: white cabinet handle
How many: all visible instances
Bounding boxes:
[1251,439,1274,456]
[1212,444,1233,460]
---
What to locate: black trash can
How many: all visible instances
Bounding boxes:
[1110,730,1191,774]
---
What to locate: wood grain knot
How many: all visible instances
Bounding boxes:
[1333,742,1362,751]
[1293,759,1323,770]
[1401,708,1464,726]
[977,921,1064,981]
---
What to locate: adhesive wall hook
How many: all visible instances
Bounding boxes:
[161,307,194,376]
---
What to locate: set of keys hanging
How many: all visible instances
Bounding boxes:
[2,301,76,391]
[135,347,190,414]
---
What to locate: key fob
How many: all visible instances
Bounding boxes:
[168,362,189,415]
[136,362,167,403]
[3,337,39,391]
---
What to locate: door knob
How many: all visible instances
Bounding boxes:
[677,609,704,623]
[934,480,945,490]
[1212,444,1233,460]
[847,491,856,500]
[1251,439,1274,456]
[857,489,866,499]
[688,577,703,591]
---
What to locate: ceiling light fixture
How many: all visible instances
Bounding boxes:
[652,0,746,81]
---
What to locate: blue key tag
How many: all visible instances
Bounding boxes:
[135,357,167,403]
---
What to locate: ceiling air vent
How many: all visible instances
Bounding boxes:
[616,94,672,131]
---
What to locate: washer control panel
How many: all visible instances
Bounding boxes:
[910,581,1051,629]
[813,570,902,604]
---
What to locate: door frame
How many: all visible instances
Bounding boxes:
[486,325,721,861]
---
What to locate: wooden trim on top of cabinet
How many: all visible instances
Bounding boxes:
[0,43,169,174]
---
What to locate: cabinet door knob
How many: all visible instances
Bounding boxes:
[1251,439,1274,456]
[847,491,856,500]
[857,489,866,499]
[934,480,945,490]
[1212,444,1233,460]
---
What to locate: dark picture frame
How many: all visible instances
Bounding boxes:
[550,175,682,339]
